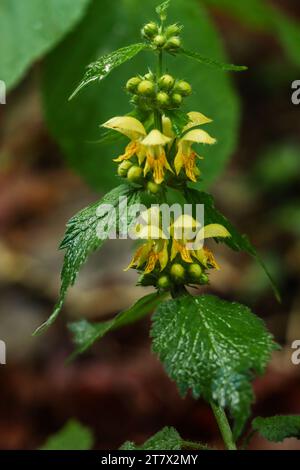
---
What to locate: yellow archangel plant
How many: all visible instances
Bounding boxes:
[38,0,285,453]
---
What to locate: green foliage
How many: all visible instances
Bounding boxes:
[164,109,189,137]
[180,48,247,71]
[42,0,240,191]
[151,295,277,438]
[69,43,148,100]
[156,1,171,21]
[252,415,300,442]
[185,188,281,301]
[0,0,90,90]
[120,427,181,450]
[40,420,94,450]
[69,292,167,357]
[203,0,300,68]
[34,184,141,335]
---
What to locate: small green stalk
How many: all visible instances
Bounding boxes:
[210,401,237,450]
[155,49,163,132]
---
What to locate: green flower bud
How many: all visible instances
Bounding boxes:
[147,181,161,194]
[137,80,155,97]
[142,22,159,39]
[200,273,209,284]
[126,76,141,93]
[144,71,154,81]
[170,263,185,282]
[188,263,203,281]
[156,91,170,108]
[158,74,175,90]
[174,80,192,96]
[165,24,182,38]
[117,160,132,177]
[157,275,171,289]
[171,93,183,107]
[153,34,166,48]
[165,36,181,51]
[127,165,143,183]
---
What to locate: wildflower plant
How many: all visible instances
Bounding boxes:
[35,0,300,451]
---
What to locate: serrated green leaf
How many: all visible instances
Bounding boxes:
[151,295,277,438]
[184,188,281,301]
[156,1,171,21]
[252,415,300,442]
[42,0,240,191]
[120,427,181,450]
[0,0,90,90]
[34,184,141,335]
[40,420,94,450]
[180,48,247,71]
[68,292,168,357]
[69,43,148,100]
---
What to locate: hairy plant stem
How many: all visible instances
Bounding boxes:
[154,49,163,132]
[210,401,237,450]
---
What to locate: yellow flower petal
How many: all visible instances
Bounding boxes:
[195,224,230,248]
[158,241,169,271]
[113,141,139,162]
[181,129,216,145]
[144,252,158,273]
[162,116,175,139]
[184,111,212,131]
[174,149,184,175]
[124,242,152,271]
[194,247,220,270]
[172,240,193,263]
[141,129,171,147]
[102,116,146,140]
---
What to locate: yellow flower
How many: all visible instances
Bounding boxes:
[141,130,173,184]
[102,116,146,163]
[170,215,200,263]
[170,217,230,268]
[174,112,216,182]
[126,208,169,273]
[193,223,231,269]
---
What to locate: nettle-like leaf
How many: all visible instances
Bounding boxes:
[156,1,171,21]
[120,427,181,451]
[34,184,141,335]
[69,43,147,100]
[151,295,277,438]
[180,48,247,72]
[40,420,94,450]
[69,292,167,357]
[252,415,300,443]
[185,188,280,301]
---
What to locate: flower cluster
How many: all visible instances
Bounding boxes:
[125,208,230,291]
[99,7,230,292]
[103,111,216,185]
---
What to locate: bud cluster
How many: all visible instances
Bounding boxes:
[147,261,209,291]
[126,72,192,112]
[141,22,182,53]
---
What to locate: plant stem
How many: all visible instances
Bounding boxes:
[154,49,163,132]
[181,440,209,450]
[210,401,237,450]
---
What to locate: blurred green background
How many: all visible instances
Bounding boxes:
[0,0,299,450]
